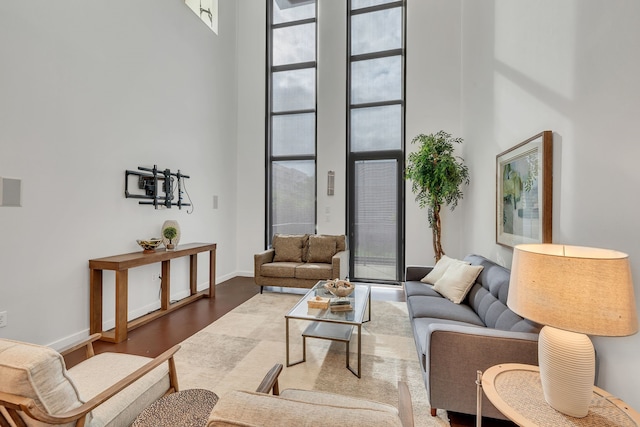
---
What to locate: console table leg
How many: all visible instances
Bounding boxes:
[161,260,170,310]
[209,249,216,298]
[114,270,128,343]
[189,255,197,296]
[90,269,103,334]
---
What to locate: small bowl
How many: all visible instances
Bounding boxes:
[324,279,355,298]
[137,238,163,253]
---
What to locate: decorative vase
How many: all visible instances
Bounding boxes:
[161,220,181,250]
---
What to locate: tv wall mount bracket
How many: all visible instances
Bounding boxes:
[125,165,191,209]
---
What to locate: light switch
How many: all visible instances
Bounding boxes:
[0,177,21,207]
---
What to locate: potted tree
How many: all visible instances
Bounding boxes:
[163,226,178,250]
[405,131,470,262]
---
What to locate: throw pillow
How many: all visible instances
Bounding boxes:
[433,263,484,304]
[307,235,337,263]
[421,255,470,284]
[272,234,304,262]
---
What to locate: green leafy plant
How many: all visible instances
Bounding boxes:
[406,131,470,261]
[162,226,178,244]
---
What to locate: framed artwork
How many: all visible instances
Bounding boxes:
[185,0,218,34]
[496,131,553,248]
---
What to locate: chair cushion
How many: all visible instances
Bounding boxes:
[260,262,301,278]
[67,352,170,427]
[307,235,337,263]
[207,390,402,427]
[272,234,306,262]
[295,263,333,280]
[0,338,85,426]
[318,234,346,252]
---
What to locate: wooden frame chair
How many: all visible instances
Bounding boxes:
[208,363,415,427]
[0,334,180,427]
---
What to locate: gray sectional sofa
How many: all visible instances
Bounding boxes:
[405,254,541,420]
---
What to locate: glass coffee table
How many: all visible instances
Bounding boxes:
[285,281,371,378]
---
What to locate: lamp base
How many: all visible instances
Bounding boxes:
[538,325,595,417]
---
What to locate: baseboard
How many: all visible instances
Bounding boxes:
[48,274,248,351]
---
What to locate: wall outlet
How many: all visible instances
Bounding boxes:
[0,311,7,328]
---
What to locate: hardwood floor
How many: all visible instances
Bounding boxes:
[65,276,515,427]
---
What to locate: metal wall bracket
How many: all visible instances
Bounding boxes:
[125,165,191,209]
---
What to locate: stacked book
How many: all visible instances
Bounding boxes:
[329,299,353,312]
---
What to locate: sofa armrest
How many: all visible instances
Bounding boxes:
[331,250,349,279]
[405,265,433,282]
[426,323,538,417]
[254,249,275,277]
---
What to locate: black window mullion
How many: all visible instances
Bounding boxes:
[272,108,316,116]
[272,17,316,29]
[351,100,403,109]
[272,61,317,73]
[351,49,403,63]
[350,1,403,16]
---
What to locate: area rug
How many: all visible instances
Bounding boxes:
[174,292,450,426]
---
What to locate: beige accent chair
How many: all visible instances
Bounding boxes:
[0,333,179,427]
[207,364,414,427]
[254,234,349,293]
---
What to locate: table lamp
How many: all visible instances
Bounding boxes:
[508,244,638,418]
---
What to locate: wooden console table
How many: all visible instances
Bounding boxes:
[90,243,216,343]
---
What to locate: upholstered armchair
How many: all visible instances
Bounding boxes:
[0,333,179,427]
[207,364,414,427]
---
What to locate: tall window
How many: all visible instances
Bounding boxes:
[348,0,405,283]
[266,0,317,245]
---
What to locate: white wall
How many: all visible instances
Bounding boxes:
[3,0,639,410]
[0,0,239,347]
[235,1,266,276]
[405,0,463,266]
[460,0,640,409]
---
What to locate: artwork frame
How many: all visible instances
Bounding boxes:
[496,131,553,248]
[185,0,218,34]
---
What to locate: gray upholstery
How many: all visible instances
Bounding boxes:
[404,254,540,420]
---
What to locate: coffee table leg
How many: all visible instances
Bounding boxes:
[357,324,361,378]
[286,317,306,367]
[286,317,290,366]
[346,324,362,378]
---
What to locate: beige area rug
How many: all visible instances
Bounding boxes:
[174,292,450,426]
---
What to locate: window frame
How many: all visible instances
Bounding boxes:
[266,1,318,248]
[346,0,406,284]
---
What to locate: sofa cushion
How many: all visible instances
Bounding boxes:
[467,284,540,333]
[404,281,441,298]
[67,352,169,427]
[319,234,346,252]
[412,318,483,370]
[207,390,402,427]
[407,295,484,326]
[433,263,484,304]
[421,255,470,284]
[295,263,333,280]
[307,235,337,263]
[0,338,86,427]
[272,234,306,262]
[260,262,301,278]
